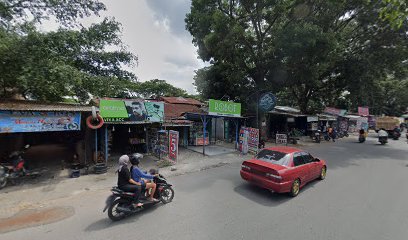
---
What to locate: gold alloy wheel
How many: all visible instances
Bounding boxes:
[291,179,300,197]
[320,166,327,180]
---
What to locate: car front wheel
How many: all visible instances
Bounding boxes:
[319,166,327,180]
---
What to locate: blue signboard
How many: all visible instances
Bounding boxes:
[0,111,81,133]
[259,92,277,112]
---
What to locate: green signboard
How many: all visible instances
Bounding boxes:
[100,99,164,123]
[208,99,241,117]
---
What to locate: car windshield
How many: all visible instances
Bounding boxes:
[255,150,291,166]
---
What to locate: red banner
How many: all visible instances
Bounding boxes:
[358,107,369,116]
[168,130,179,162]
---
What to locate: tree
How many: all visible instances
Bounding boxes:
[0,0,139,103]
[186,0,408,114]
[379,0,408,29]
[132,79,189,99]
[0,0,106,29]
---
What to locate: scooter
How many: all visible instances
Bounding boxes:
[103,170,174,221]
[0,145,40,189]
[379,136,388,145]
[313,131,321,143]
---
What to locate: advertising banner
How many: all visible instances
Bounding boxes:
[324,107,347,116]
[100,99,164,123]
[358,107,369,117]
[307,116,319,122]
[209,99,241,117]
[239,127,259,154]
[0,111,81,133]
[168,130,179,162]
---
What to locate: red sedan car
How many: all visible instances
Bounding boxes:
[240,146,326,197]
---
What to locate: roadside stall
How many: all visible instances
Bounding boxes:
[99,99,164,159]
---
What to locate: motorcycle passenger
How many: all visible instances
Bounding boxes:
[378,128,388,138]
[129,154,159,202]
[117,155,143,208]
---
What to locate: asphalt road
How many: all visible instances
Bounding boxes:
[2,134,408,240]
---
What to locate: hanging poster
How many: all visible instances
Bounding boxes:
[0,111,81,133]
[144,102,164,122]
[168,130,179,162]
[276,134,288,145]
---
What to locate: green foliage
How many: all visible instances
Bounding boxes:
[0,19,137,102]
[0,0,106,29]
[379,0,408,29]
[132,79,189,99]
[187,0,408,114]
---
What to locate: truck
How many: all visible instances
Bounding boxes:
[375,116,400,135]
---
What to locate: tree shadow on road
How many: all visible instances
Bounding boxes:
[233,183,291,207]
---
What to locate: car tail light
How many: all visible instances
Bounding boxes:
[265,172,282,182]
[241,165,251,171]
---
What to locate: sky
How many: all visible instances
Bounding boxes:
[90,0,205,94]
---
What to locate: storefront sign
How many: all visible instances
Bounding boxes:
[168,130,179,162]
[195,137,209,146]
[239,127,259,154]
[307,116,318,122]
[276,134,287,145]
[324,107,347,116]
[259,92,276,112]
[209,99,241,117]
[358,107,369,117]
[100,99,164,123]
[0,111,81,133]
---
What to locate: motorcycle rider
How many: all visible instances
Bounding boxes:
[378,128,388,141]
[129,154,159,202]
[117,155,143,208]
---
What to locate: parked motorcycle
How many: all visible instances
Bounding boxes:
[379,136,388,145]
[0,145,40,189]
[103,170,174,221]
[313,130,321,143]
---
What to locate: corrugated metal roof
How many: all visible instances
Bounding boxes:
[165,103,204,120]
[160,97,204,106]
[0,99,93,112]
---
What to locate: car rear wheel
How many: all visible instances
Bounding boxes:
[289,179,301,197]
[319,166,327,180]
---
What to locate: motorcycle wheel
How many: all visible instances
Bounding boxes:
[108,198,128,221]
[0,177,7,189]
[160,186,174,204]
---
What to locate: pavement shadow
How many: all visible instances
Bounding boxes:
[84,204,159,232]
[233,183,291,207]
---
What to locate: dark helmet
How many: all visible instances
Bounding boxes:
[129,153,143,165]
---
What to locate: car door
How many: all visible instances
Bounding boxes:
[292,152,308,184]
[300,152,315,182]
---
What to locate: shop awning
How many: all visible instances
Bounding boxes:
[162,120,193,127]
[317,114,337,121]
[268,110,307,117]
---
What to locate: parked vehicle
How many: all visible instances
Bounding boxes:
[312,130,321,143]
[240,147,327,197]
[375,116,400,135]
[104,170,174,221]
[0,145,40,189]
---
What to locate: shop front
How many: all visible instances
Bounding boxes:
[99,99,165,160]
[0,100,92,170]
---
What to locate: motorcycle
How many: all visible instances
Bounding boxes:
[392,131,401,140]
[0,145,40,189]
[313,131,321,143]
[103,169,174,221]
[379,136,388,145]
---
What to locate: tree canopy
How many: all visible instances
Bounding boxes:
[131,79,190,99]
[186,0,408,115]
[0,0,142,103]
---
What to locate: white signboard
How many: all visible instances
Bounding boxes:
[307,116,318,122]
[276,134,287,145]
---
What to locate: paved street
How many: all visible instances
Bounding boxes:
[2,135,408,240]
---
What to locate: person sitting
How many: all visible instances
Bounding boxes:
[378,128,388,137]
[129,153,159,202]
[117,155,143,208]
